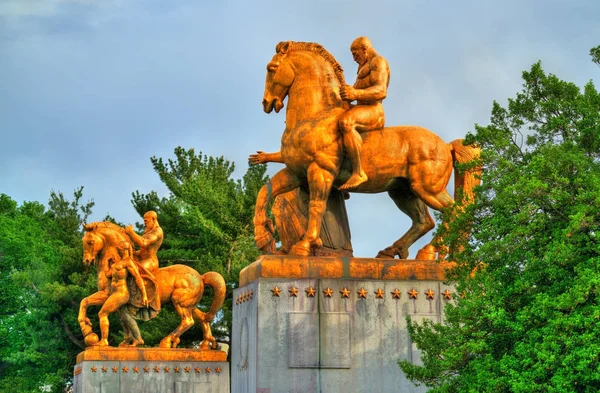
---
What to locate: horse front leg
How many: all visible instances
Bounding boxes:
[254,168,302,254]
[78,290,109,337]
[289,164,335,256]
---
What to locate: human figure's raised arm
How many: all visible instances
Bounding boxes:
[249,151,283,165]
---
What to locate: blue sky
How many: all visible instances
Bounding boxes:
[1,0,598,257]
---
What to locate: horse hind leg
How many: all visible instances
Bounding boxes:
[160,285,203,348]
[159,305,195,348]
[376,187,435,259]
[409,184,455,260]
[193,308,217,350]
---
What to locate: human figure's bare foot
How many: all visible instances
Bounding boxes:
[96,339,109,346]
[339,172,368,190]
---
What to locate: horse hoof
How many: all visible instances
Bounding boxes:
[199,341,210,351]
[416,245,437,260]
[376,249,396,259]
[289,241,311,256]
[159,337,173,348]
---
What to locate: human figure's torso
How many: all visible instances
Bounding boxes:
[137,227,163,272]
[353,56,390,106]
[109,260,129,294]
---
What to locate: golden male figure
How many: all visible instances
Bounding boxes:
[125,211,164,273]
[338,36,390,190]
[97,243,148,346]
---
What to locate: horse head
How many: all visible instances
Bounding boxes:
[263,41,346,117]
[263,41,294,114]
[82,224,104,266]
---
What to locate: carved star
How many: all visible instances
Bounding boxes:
[91,366,97,373]
[249,290,253,299]
[340,287,350,298]
[271,286,281,297]
[154,366,160,373]
[323,287,333,297]
[442,289,452,300]
[235,295,240,305]
[143,366,150,373]
[133,366,139,373]
[174,366,180,373]
[102,366,108,373]
[357,288,368,299]
[195,367,202,373]
[289,286,299,297]
[391,288,401,299]
[375,288,385,299]
[112,366,118,373]
[164,366,170,373]
[305,286,316,297]
[215,366,222,374]
[205,367,211,373]
[408,288,419,299]
[122,366,129,373]
[425,289,435,300]
[184,366,191,373]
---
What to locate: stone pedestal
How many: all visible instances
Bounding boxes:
[231,256,453,393]
[72,348,229,393]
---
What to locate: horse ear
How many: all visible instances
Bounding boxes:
[276,41,290,54]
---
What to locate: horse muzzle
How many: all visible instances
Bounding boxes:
[83,255,96,266]
[262,98,283,114]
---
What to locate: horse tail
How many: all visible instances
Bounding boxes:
[202,272,226,322]
[449,139,482,204]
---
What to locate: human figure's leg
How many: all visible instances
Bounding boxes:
[338,106,384,190]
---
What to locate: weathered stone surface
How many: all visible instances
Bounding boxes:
[232,258,452,393]
[73,349,229,393]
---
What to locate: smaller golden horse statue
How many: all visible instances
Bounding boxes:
[79,221,226,349]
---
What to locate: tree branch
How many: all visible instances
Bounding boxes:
[60,314,85,350]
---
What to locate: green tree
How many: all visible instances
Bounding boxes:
[0,189,96,393]
[131,147,268,346]
[591,45,600,67]
[400,48,600,391]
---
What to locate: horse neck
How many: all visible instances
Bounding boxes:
[95,228,125,273]
[286,52,344,121]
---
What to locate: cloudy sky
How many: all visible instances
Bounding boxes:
[1,0,598,258]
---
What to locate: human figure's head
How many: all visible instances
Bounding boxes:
[117,242,133,259]
[143,211,159,232]
[350,36,374,66]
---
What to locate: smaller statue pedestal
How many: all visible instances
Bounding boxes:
[232,255,454,393]
[73,347,229,393]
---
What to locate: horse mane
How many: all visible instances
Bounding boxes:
[85,221,127,234]
[285,41,347,87]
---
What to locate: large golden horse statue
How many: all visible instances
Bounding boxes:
[79,221,226,349]
[252,41,481,259]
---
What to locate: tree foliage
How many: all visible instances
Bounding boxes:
[0,189,95,393]
[131,147,267,346]
[400,48,600,392]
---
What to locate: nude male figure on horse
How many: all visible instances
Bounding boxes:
[125,210,163,273]
[338,36,391,190]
